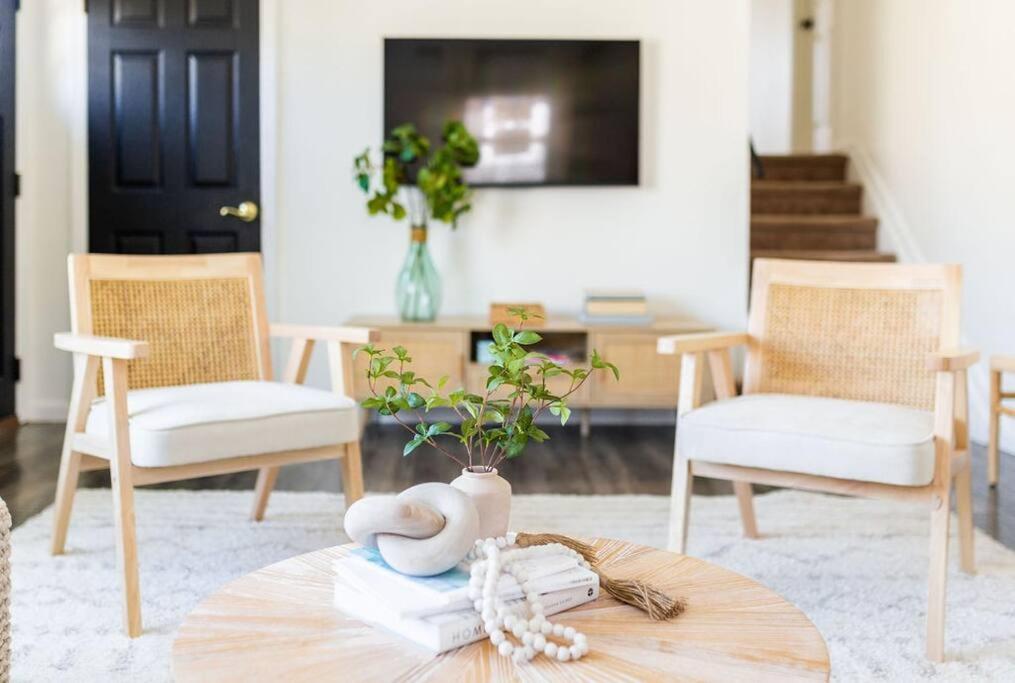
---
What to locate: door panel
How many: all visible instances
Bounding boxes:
[89,0,259,254]
[188,0,236,28]
[112,51,162,187]
[113,0,163,28]
[0,0,14,418]
[187,52,236,186]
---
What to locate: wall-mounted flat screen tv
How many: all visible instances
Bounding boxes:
[384,39,640,187]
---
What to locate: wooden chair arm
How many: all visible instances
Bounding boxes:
[54,332,150,360]
[270,323,379,345]
[658,332,749,355]
[925,348,979,372]
[990,354,1015,373]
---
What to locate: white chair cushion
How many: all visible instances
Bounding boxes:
[677,393,936,486]
[85,381,359,468]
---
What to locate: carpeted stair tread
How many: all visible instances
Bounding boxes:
[751,215,878,250]
[751,182,863,215]
[751,249,897,262]
[755,153,848,181]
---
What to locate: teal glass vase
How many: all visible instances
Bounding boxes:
[396,227,442,322]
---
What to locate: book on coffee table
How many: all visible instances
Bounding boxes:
[334,573,599,654]
[335,545,598,619]
[331,545,601,654]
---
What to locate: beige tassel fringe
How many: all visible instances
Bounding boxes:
[515,532,597,563]
[515,532,686,621]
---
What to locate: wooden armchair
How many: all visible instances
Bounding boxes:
[988,355,1015,486]
[51,253,377,637]
[659,259,976,662]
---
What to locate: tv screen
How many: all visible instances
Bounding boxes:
[384,39,640,187]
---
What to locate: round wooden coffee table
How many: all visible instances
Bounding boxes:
[172,539,830,681]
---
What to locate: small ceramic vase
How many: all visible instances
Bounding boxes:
[450,467,512,539]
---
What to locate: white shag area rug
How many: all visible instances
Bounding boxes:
[10,488,1015,681]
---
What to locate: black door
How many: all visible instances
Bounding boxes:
[88,0,260,254]
[0,0,15,419]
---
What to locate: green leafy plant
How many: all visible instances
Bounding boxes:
[356,308,620,472]
[353,121,480,228]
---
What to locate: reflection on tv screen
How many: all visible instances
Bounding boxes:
[384,39,640,187]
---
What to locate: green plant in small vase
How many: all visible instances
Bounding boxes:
[353,121,479,322]
[356,308,620,537]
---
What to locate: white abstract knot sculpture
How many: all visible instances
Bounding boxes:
[343,483,480,576]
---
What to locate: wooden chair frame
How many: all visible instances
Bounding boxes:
[658,259,977,662]
[988,355,1015,486]
[51,253,377,637]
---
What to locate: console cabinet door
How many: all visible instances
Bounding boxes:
[588,333,680,407]
[352,331,467,399]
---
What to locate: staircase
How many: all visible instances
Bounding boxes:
[751,154,895,263]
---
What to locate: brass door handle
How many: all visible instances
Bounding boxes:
[219,201,259,222]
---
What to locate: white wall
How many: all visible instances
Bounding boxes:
[831,0,1015,453]
[15,0,751,418]
[276,0,750,389]
[749,0,795,153]
[14,1,85,421]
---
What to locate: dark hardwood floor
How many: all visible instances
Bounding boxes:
[2,422,1013,549]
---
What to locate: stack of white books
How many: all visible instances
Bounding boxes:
[333,545,600,654]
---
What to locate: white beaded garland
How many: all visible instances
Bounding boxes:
[470,535,591,666]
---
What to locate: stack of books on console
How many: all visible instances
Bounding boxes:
[580,289,652,326]
[333,545,600,654]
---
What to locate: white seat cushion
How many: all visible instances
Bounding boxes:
[677,393,936,486]
[85,381,359,468]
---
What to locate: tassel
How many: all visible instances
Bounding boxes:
[598,575,686,621]
[514,531,686,621]
[515,532,597,563]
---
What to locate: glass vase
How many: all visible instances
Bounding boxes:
[395,226,442,322]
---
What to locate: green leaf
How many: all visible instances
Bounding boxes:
[528,426,550,442]
[606,362,620,381]
[549,402,572,426]
[505,433,528,459]
[428,421,452,437]
[403,435,425,456]
[425,395,449,410]
[406,392,425,409]
[513,331,542,345]
[492,324,511,346]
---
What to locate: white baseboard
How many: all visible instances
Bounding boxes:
[843,141,1015,457]
[18,398,69,424]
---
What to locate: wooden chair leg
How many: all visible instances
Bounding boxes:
[51,450,82,555]
[668,454,692,553]
[733,481,759,539]
[341,442,365,505]
[926,485,952,662]
[52,354,99,555]
[988,369,1001,487]
[104,357,142,637]
[955,468,975,574]
[251,467,280,521]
